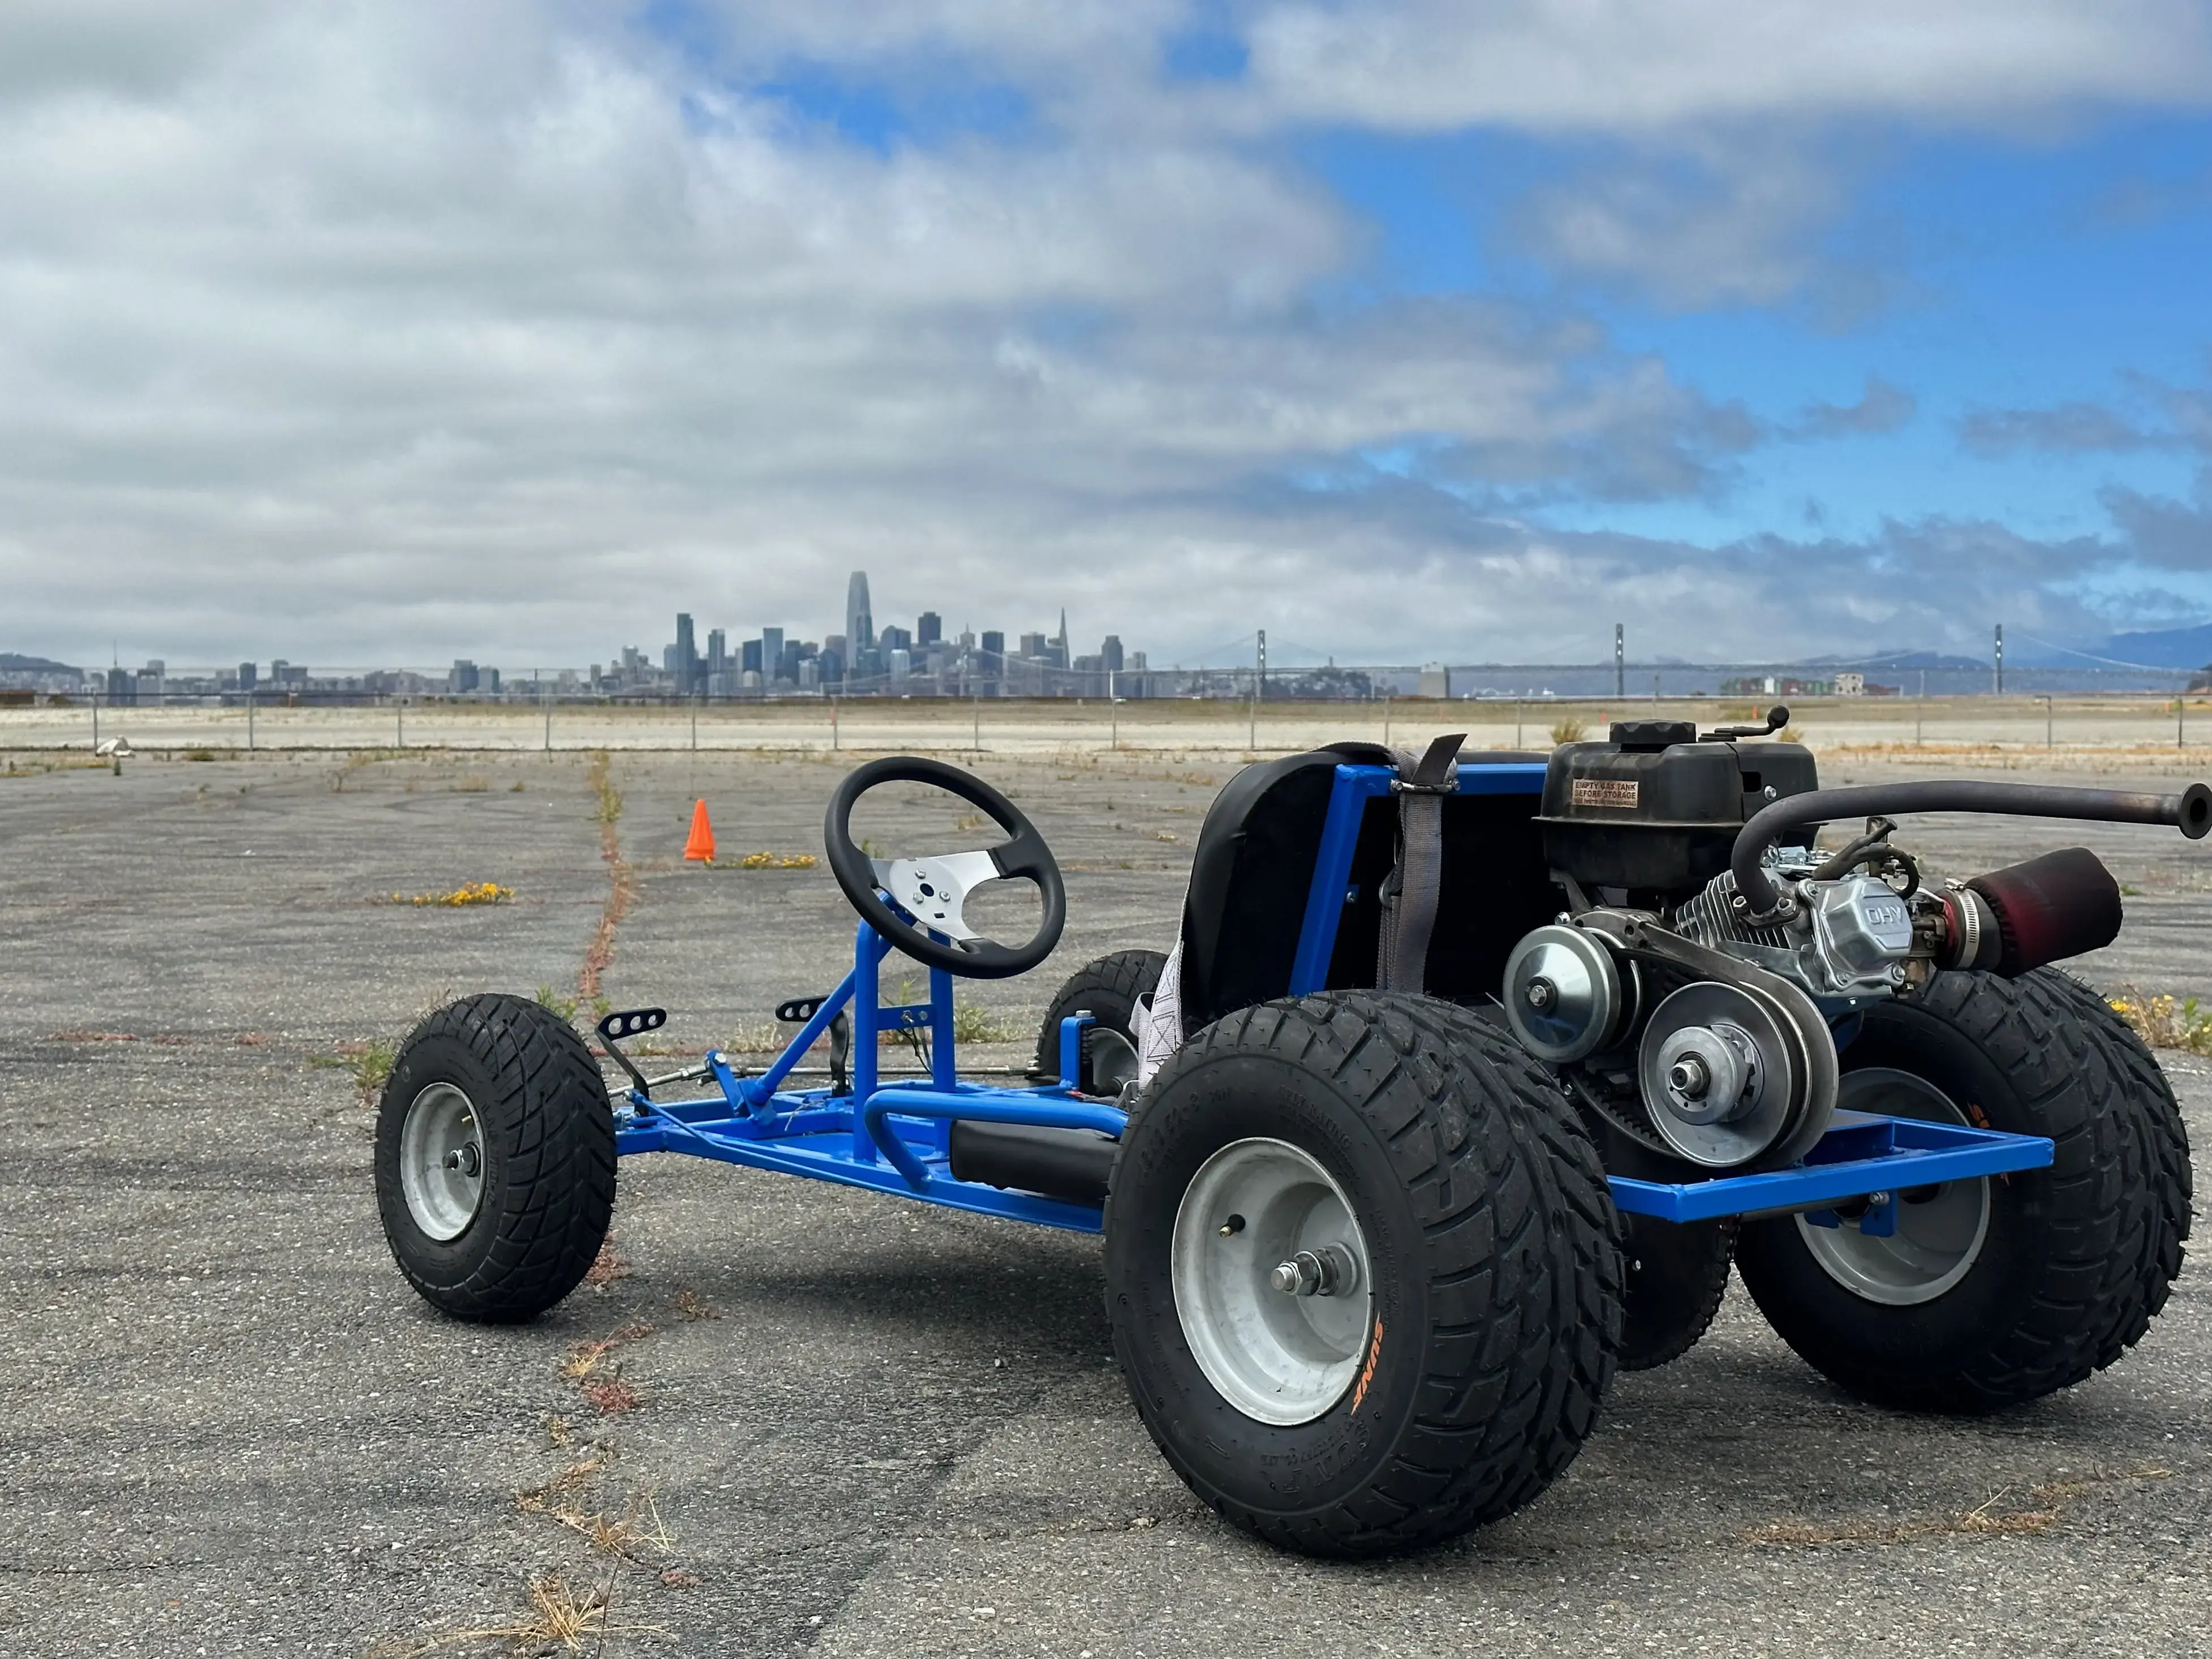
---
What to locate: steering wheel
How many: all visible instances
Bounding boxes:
[823,757,1066,979]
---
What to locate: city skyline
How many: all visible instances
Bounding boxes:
[631,570,1140,698]
[19,590,2212,705]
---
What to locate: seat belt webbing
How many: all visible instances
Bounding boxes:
[1376,732,1465,994]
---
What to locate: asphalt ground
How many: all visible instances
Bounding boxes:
[4,746,2211,1657]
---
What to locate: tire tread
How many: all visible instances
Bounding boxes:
[1110,990,1623,1557]
[377,994,616,1324]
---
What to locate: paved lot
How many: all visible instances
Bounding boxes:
[3,746,2210,1657]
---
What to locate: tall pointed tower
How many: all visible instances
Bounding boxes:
[1054,608,1069,670]
[846,571,874,652]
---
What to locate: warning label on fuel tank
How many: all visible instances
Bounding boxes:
[1569,779,1641,809]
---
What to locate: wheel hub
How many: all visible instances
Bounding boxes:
[1170,1138,1374,1426]
[1797,1068,1990,1305]
[398,1081,487,1242]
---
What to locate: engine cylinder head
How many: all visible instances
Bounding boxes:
[1503,924,1625,1063]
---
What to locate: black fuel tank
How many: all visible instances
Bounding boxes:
[1537,721,1819,895]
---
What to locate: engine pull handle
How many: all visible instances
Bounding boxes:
[1702,704,1791,742]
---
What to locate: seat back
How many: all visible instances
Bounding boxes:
[1177,746,1559,1035]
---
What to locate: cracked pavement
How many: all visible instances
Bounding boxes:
[2,745,2209,1656]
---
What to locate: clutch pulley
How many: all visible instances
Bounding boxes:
[1636,979,1807,1168]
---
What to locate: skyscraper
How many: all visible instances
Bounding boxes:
[674,613,696,691]
[918,611,941,646]
[846,571,874,654]
[762,626,785,682]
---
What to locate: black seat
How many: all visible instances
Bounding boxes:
[1176,745,1560,1034]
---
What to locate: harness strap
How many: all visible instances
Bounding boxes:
[1134,938,1186,1086]
[1376,733,1465,992]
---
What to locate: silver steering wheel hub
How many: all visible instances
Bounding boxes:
[870,851,1005,943]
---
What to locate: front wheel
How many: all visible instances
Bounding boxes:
[1104,992,1622,1558]
[374,994,617,1323]
[1736,969,2181,1411]
[1032,949,1166,1092]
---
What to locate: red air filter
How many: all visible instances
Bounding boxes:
[1964,847,2123,977]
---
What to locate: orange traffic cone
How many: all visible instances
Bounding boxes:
[684,799,716,863]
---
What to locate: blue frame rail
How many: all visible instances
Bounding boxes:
[611,762,2056,1235]
[1611,1111,2052,1224]
[611,918,1126,1233]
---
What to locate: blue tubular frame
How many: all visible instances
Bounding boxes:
[613,919,1121,1232]
[614,763,2055,1233]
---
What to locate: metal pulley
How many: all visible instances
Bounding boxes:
[1503,924,1630,1063]
[1637,979,1821,1168]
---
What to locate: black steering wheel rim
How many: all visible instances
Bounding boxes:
[823,755,1066,979]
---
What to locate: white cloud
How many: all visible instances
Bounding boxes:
[0,3,2198,671]
[1238,1,2212,135]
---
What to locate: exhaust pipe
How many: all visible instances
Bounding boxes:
[1732,780,2211,922]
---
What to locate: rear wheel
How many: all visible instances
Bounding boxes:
[2039,970,2193,1365]
[375,994,616,1323]
[1033,949,1166,1093]
[1736,970,2175,1411]
[1105,991,1622,1558]
[1618,1215,1736,1371]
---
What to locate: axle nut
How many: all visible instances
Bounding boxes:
[1271,1245,1359,1297]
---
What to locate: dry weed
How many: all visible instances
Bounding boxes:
[671,1289,721,1322]
[388,882,512,907]
[1744,1464,2173,1549]
[714,850,818,870]
[581,1378,642,1415]
[384,1571,665,1654]
[2110,986,2212,1056]
[583,1237,632,1290]
[518,1489,674,1563]
[562,1323,652,1379]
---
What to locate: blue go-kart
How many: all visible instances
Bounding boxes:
[374,722,2208,1558]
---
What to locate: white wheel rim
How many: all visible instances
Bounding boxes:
[1798,1068,1989,1306]
[1170,1137,1375,1426]
[398,1081,487,1242]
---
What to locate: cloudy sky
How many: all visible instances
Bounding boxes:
[4,1,2211,672]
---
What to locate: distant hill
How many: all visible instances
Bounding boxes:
[0,652,79,674]
[2097,624,2212,669]
[1813,649,1987,671]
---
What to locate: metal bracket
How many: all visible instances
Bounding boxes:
[1059,1012,1096,1090]
[1389,731,1465,795]
[1802,1190,1898,1236]
[595,1007,666,1099]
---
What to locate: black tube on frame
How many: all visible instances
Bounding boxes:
[1731,780,2212,918]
